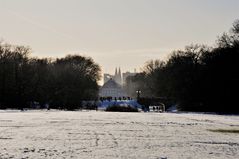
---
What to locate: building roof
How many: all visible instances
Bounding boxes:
[101,78,121,89]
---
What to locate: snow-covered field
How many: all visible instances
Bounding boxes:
[0,110,239,159]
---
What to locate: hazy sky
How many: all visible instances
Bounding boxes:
[0,0,239,75]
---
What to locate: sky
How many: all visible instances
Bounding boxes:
[0,0,239,77]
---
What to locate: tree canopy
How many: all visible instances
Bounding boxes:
[125,20,239,113]
[0,43,101,110]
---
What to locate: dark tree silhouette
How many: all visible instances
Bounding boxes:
[0,43,101,110]
[125,19,239,113]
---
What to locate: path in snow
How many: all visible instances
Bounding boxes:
[0,111,239,159]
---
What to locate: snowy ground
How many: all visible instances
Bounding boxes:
[0,110,239,159]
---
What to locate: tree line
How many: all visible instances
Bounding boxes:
[0,43,101,110]
[1,20,238,113]
[125,20,239,113]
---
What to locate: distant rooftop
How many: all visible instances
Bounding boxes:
[101,78,121,89]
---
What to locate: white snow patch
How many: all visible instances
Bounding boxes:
[0,111,238,159]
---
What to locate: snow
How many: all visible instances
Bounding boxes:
[0,110,239,159]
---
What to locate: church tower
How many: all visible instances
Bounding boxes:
[113,67,122,86]
[118,67,122,85]
[114,68,118,77]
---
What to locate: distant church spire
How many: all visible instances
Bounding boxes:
[115,67,118,76]
[118,67,121,76]
[113,67,122,86]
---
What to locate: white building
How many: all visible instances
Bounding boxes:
[99,78,127,98]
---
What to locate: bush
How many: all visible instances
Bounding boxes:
[106,105,139,112]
